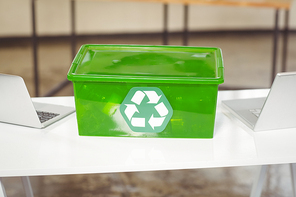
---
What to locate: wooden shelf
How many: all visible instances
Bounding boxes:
[72,0,293,9]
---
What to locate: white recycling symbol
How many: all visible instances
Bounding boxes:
[120,87,173,133]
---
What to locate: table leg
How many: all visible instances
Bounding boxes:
[271,9,279,85]
[0,178,7,197]
[290,163,296,197]
[43,0,75,97]
[281,9,289,72]
[250,165,268,197]
[183,4,189,46]
[163,4,168,45]
[71,0,76,59]
[21,176,34,197]
[31,0,39,97]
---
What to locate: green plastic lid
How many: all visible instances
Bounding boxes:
[67,44,224,84]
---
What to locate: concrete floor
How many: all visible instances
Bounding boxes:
[1,32,296,196]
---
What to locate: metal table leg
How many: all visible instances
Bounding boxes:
[163,4,168,45]
[290,164,296,197]
[271,9,279,84]
[31,0,39,97]
[281,9,290,72]
[71,0,76,59]
[21,177,34,197]
[0,178,7,197]
[44,0,75,97]
[250,165,268,197]
[183,4,189,46]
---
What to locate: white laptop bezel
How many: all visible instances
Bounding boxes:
[0,74,42,128]
[0,74,75,128]
[222,71,296,131]
[255,72,296,131]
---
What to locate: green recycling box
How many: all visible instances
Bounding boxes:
[67,44,224,138]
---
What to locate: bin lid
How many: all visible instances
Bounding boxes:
[67,45,224,84]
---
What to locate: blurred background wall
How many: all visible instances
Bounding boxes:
[1,0,296,37]
[1,0,296,97]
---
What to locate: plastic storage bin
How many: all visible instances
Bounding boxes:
[67,44,224,138]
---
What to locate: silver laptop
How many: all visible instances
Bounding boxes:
[0,74,75,128]
[222,72,296,131]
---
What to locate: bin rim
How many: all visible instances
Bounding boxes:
[67,44,224,85]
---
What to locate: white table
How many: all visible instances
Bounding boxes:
[1,89,296,196]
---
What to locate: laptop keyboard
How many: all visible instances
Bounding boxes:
[36,111,60,123]
[249,108,261,117]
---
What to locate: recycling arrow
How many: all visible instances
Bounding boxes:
[124,104,139,120]
[154,102,168,117]
[131,117,145,127]
[131,90,145,105]
[148,114,165,130]
[144,91,162,103]
[119,87,173,133]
